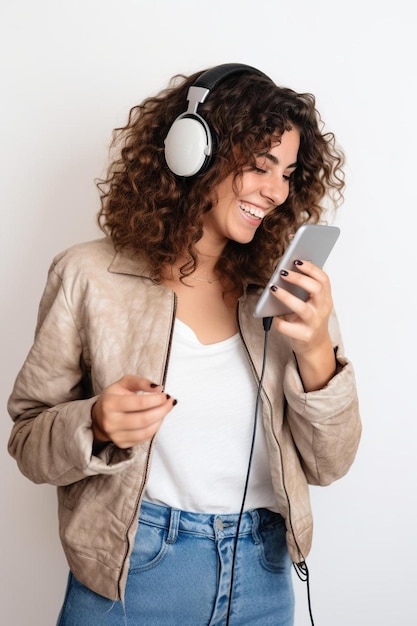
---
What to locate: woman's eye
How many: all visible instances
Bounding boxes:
[255,166,267,174]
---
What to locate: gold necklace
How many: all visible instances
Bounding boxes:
[187,275,220,284]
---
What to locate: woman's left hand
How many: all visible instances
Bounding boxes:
[270,260,337,391]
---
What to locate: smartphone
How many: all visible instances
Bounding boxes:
[253,224,340,318]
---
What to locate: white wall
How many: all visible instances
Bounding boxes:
[1,1,415,624]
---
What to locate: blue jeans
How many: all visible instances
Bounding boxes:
[57,500,294,625]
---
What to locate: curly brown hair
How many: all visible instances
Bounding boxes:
[97,66,345,291]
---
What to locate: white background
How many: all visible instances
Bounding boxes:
[1,1,416,624]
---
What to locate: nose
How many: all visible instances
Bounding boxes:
[260,174,288,206]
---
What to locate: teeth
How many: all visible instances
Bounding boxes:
[239,203,265,219]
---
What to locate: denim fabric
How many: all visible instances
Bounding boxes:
[57,500,294,625]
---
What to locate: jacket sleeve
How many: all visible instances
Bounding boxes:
[283,311,362,486]
[7,261,135,486]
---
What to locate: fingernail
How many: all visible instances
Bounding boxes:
[270,285,278,292]
[294,260,303,266]
[280,270,289,276]
[173,399,178,406]
[150,382,159,388]
[165,394,171,400]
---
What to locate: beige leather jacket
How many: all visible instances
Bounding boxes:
[8,237,361,601]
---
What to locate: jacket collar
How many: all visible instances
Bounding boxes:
[106,242,257,299]
[108,246,153,279]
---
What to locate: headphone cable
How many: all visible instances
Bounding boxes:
[293,560,315,625]
[225,316,273,625]
[225,315,315,626]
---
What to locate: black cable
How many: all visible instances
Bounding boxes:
[225,315,315,626]
[262,319,315,624]
[225,317,272,625]
[293,561,315,625]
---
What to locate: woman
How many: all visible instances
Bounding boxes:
[8,63,361,625]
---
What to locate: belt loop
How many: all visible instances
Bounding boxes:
[166,508,181,544]
[250,509,261,544]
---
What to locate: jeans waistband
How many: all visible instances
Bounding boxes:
[139,500,283,543]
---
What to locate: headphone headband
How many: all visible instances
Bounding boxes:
[192,63,268,91]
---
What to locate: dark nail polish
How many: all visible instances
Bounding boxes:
[280,269,289,276]
[165,394,171,400]
[173,399,178,406]
[150,382,159,388]
[270,285,278,292]
[294,259,303,266]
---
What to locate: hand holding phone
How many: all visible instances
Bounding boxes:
[253,224,340,318]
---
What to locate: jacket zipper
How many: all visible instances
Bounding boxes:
[117,292,178,600]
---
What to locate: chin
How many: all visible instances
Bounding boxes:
[231,233,257,245]
[232,224,260,244]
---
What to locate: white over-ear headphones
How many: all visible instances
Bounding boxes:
[164,63,268,178]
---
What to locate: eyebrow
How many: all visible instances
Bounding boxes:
[264,152,297,168]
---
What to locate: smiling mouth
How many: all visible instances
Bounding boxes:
[239,202,265,220]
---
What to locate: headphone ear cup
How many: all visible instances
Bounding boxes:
[164,115,212,177]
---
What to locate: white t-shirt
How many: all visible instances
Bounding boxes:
[144,319,278,514]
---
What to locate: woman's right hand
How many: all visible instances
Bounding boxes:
[91,375,177,449]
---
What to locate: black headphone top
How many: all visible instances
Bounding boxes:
[193,63,271,92]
